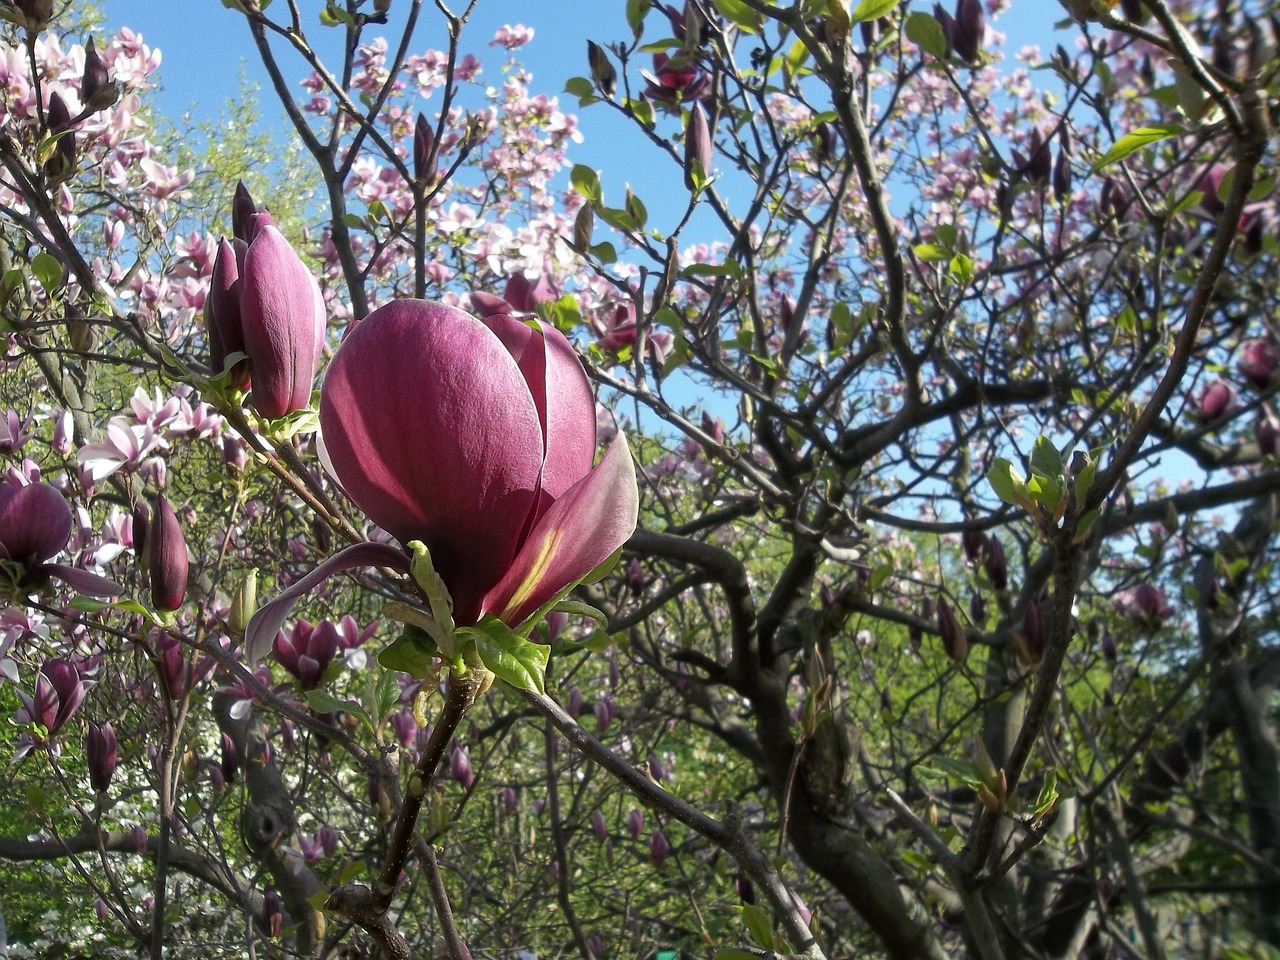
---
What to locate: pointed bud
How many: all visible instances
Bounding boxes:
[684,103,712,191]
[44,92,77,183]
[627,808,644,840]
[220,731,240,783]
[413,112,436,185]
[587,41,617,97]
[86,721,118,793]
[572,202,594,253]
[983,536,1008,590]
[735,870,756,904]
[649,830,669,867]
[240,225,326,419]
[81,37,118,112]
[970,592,986,625]
[131,501,150,569]
[592,809,608,841]
[228,568,258,635]
[1016,600,1045,666]
[232,181,257,244]
[12,0,53,32]
[933,3,956,57]
[263,886,283,939]
[450,745,474,788]
[952,0,984,63]
[206,237,251,389]
[1257,408,1280,458]
[936,599,968,663]
[149,495,188,612]
[1053,132,1072,202]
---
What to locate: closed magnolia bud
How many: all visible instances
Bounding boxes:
[81,37,119,112]
[86,720,118,793]
[44,92,77,183]
[413,112,436,185]
[970,592,986,625]
[649,830,669,867]
[132,824,147,853]
[450,745,474,788]
[1257,408,1280,457]
[503,785,518,816]
[263,886,283,939]
[232,181,257,244]
[1016,599,1045,666]
[684,102,712,191]
[52,409,73,455]
[1053,144,1072,201]
[735,870,756,904]
[131,502,151,568]
[592,809,608,842]
[221,433,248,476]
[221,731,240,783]
[984,536,1008,589]
[952,0,984,64]
[627,808,644,840]
[961,527,987,564]
[206,237,251,389]
[1239,339,1279,391]
[228,568,258,635]
[1120,0,1145,22]
[933,3,956,56]
[572,202,594,253]
[587,40,617,97]
[149,495,188,612]
[937,599,968,663]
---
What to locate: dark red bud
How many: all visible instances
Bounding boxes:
[983,537,1008,590]
[684,103,712,191]
[44,92,76,183]
[86,721,118,793]
[952,0,984,64]
[232,181,257,244]
[148,494,188,612]
[413,112,436,186]
[81,37,118,112]
[587,41,617,97]
[937,599,968,663]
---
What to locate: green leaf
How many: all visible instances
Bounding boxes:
[851,0,898,22]
[597,205,638,233]
[1073,506,1102,544]
[986,458,1024,505]
[570,163,602,204]
[916,756,982,786]
[463,616,550,695]
[626,0,648,36]
[913,242,950,262]
[305,689,372,732]
[589,241,617,264]
[741,903,777,950]
[714,951,761,960]
[905,11,948,59]
[564,76,594,99]
[378,628,439,676]
[548,599,609,628]
[1029,436,1064,480]
[374,667,400,719]
[948,253,973,285]
[713,0,761,32]
[407,541,456,645]
[31,251,62,295]
[1089,124,1185,174]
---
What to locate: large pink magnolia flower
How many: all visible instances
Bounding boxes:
[245,300,638,661]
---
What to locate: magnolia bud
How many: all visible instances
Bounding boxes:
[44,92,77,183]
[627,808,644,840]
[649,830,669,867]
[684,103,712,191]
[263,886,283,939]
[86,720,118,793]
[148,495,188,612]
[952,0,984,64]
[413,112,436,186]
[232,181,257,244]
[983,537,1008,589]
[936,599,968,663]
[572,202,594,253]
[228,568,258,635]
[81,37,119,112]
[131,501,150,566]
[592,809,608,842]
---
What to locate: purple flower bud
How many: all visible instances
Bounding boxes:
[11,0,53,30]
[684,103,712,191]
[1053,143,1072,201]
[586,934,603,960]
[52,409,73,455]
[390,710,417,748]
[649,829,669,867]
[318,826,338,858]
[1191,380,1236,422]
[1257,408,1280,457]
[241,225,326,419]
[86,720,117,793]
[503,271,559,315]
[592,809,607,842]
[1017,600,1045,666]
[148,495,188,612]
[220,731,240,783]
[451,745,474,789]
[961,528,987,564]
[813,121,835,163]
[0,479,72,569]
[263,886,283,939]
[132,824,147,854]
[735,870,756,904]
[1100,629,1117,663]
[587,40,617,97]
[952,0,984,63]
[1240,339,1279,391]
[936,599,968,663]
[1022,129,1052,188]
[274,618,340,690]
[131,501,150,565]
[44,92,76,183]
[627,808,644,840]
[95,898,108,921]
[567,687,583,717]
[646,751,667,782]
[1113,583,1173,626]
[81,37,118,112]
[206,238,251,389]
[933,3,956,56]
[413,112,436,186]
[503,785,518,815]
[156,634,188,701]
[232,181,257,244]
[18,658,86,735]
[969,592,986,625]
[983,536,1008,590]
[594,697,614,733]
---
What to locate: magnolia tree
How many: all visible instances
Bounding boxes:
[0,0,1278,957]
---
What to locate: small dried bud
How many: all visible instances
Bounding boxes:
[936,599,968,663]
[81,37,119,112]
[413,112,436,186]
[587,41,617,97]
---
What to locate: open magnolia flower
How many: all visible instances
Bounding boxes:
[0,477,120,598]
[245,299,639,664]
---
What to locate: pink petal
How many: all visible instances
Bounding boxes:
[244,543,409,662]
[319,300,545,624]
[483,434,639,628]
[481,315,596,502]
